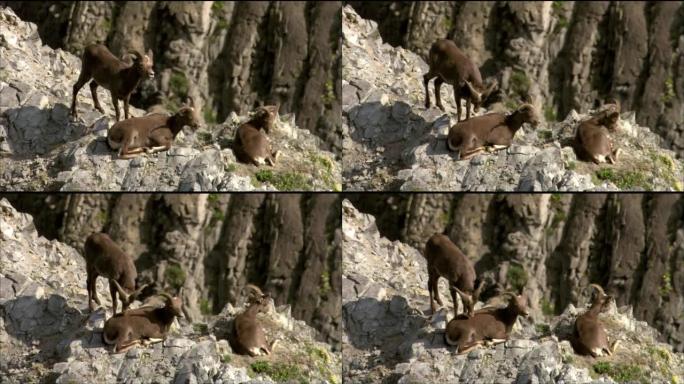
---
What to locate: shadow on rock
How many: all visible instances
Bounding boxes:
[1,293,86,362]
[346,100,440,163]
[3,103,91,157]
[343,295,428,367]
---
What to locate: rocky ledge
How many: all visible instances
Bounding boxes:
[341,200,684,383]
[342,5,683,191]
[0,198,341,383]
[0,7,340,191]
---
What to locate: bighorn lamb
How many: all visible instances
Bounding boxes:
[107,101,199,159]
[424,39,497,121]
[445,292,529,354]
[571,284,617,357]
[233,105,280,166]
[84,232,146,314]
[447,104,540,160]
[424,233,482,317]
[230,285,274,356]
[103,292,184,353]
[575,105,621,164]
[71,44,154,121]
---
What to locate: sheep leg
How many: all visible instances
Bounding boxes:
[89,81,105,114]
[424,72,434,109]
[86,270,99,310]
[144,145,170,154]
[111,92,120,121]
[458,340,483,354]
[428,273,441,313]
[109,280,119,314]
[71,73,91,117]
[449,284,460,317]
[123,96,130,120]
[454,90,462,122]
[434,77,445,111]
[141,338,164,346]
[266,150,280,166]
[460,147,486,160]
[115,339,142,354]
[465,98,471,120]
[119,146,146,159]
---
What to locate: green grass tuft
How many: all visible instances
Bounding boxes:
[507,264,528,292]
[509,70,531,98]
[169,72,189,100]
[250,361,306,383]
[254,169,311,191]
[594,168,649,190]
[593,362,647,383]
[165,263,186,290]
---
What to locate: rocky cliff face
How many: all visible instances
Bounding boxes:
[347,1,684,159]
[342,5,684,191]
[0,1,342,155]
[0,6,340,192]
[0,193,342,354]
[0,198,341,383]
[345,193,684,355]
[342,199,684,383]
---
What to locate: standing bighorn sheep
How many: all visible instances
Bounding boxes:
[84,232,146,314]
[106,100,200,159]
[575,104,621,164]
[233,105,280,166]
[445,292,529,354]
[102,292,184,353]
[571,284,617,357]
[230,285,275,356]
[71,44,155,121]
[424,39,498,121]
[423,233,482,318]
[447,104,540,160]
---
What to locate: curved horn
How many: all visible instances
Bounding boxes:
[128,50,143,61]
[129,283,148,300]
[245,284,264,296]
[501,291,518,300]
[112,280,130,302]
[464,80,482,102]
[159,292,174,304]
[589,284,606,296]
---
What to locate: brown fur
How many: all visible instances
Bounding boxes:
[102,293,183,354]
[447,104,540,160]
[107,105,199,159]
[571,284,615,357]
[575,108,620,164]
[445,293,529,354]
[230,285,272,356]
[71,44,154,121]
[424,233,482,317]
[233,105,279,166]
[84,232,146,314]
[424,39,497,121]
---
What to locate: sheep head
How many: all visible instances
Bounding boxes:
[128,50,155,79]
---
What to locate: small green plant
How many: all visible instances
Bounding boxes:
[507,263,528,292]
[509,70,531,98]
[203,107,218,124]
[535,323,551,335]
[323,79,336,106]
[221,353,231,363]
[662,77,675,104]
[594,168,649,190]
[193,323,208,334]
[660,273,673,297]
[566,161,576,171]
[225,163,237,173]
[541,297,555,315]
[250,361,305,382]
[196,131,213,145]
[165,263,186,290]
[200,298,213,315]
[254,170,311,191]
[169,71,189,100]
[442,16,453,31]
[537,130,553,141]
[544,104,557,122]
[320,271,331,296]
[592,362,646,383]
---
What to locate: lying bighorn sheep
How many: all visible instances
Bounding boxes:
[233,105,280,166]
[424,39,498,121]
[445,292,529,354]
[107,100,200,159]
[103,292,184,353]
[575,105,621,164]
[424,233,482,318]
[84,232,147,314]
[231,285,275,356]
[447,104,540,160]
[71,44,154,121]
[571,284,617,357]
